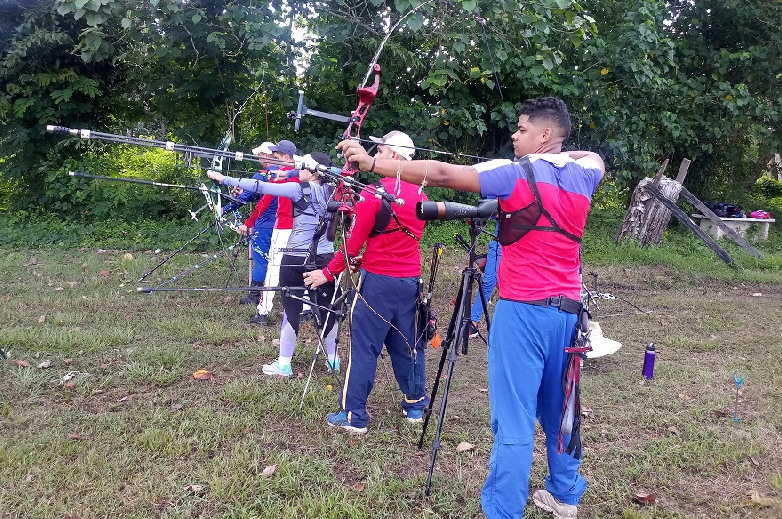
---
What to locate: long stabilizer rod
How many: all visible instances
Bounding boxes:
[67,171,242,203]
[47,125,269,166]
[136,286,308,293]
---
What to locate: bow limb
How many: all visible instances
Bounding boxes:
[340,64,381,177]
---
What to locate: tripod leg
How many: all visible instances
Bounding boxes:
[417,332,451,449]
[423,268,475,495]
[418,264,470,448]
[424,348,459,496]
[417,265,473,446]
[299,272,344,409]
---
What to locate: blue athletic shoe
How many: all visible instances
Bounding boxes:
[402,408,425,423]
[325,358,341,373]
[326,410,367,434]
[261,360,293,378]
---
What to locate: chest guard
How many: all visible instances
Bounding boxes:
[292,182,315,218]
[497,159,582,246]
[369,184,419,241]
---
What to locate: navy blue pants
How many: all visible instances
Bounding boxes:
[480,300,587,518]
[340,270,427,428]
[250,227,273,284]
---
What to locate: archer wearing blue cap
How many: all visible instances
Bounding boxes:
[269,140,297,157]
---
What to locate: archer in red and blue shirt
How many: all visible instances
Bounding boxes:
[337,98,605,518]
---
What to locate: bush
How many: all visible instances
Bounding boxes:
[766,196,782,220]
[753,176,782,199]
[32,144,211,220]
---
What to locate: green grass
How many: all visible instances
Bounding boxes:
[0,236,781,518]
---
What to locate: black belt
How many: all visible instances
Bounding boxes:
[503,296,583,315]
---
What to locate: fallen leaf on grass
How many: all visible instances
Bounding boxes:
[456,441,475,453]
[184,483,205,495]
[10,359,30,368]
[37,315,46,324]
[67,433,84,440]
[748,490,780,508]
[350,482,365,492]
[192,369,214,380]
[325,384,333,391]
[261,464,277,477]
[99,269,110,277]
[37,360,52,369]
[632,492,657,505]
[121,253,134,262]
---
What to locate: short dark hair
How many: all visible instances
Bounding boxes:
[519,97,571,141]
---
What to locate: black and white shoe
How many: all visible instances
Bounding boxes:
[468,322,480,338]
[249,313,270,326]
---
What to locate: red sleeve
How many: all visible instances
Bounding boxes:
[244,194,272,228]
[324,193,380,280]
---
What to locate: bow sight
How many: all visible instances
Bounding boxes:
[288,90,351,132]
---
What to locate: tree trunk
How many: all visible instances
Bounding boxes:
[616,159,691,245]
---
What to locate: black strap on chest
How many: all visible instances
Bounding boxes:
[293,182,316,218]
[497,159,582,246]
[369,184,419,241]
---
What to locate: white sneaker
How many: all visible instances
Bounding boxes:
[532,489,578,518]
[261,360,293,377]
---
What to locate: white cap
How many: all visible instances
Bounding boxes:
[368,130,415,160]
[252,141,275,155]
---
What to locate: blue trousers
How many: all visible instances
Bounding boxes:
[250,227,273,284]
[340,271,427,428]
[480,300,587,518]
[470,240,502,323]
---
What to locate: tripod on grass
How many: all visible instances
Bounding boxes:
[418,217,493,495]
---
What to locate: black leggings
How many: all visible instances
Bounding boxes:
[279,253,339,336]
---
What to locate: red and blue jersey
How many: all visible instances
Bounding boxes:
[477,154,603,301]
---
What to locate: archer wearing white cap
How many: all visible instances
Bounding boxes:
[303,130,429,434]
[368,130,416,161]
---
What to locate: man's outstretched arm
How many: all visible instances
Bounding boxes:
[337,139,481,193]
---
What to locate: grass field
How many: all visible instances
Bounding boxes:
[1,241,781,519]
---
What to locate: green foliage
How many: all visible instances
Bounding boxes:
[754,176,782,199]
[1,0,781,218]
[0,0,291,205]
[766,197,782,220]
[41,145,206,219]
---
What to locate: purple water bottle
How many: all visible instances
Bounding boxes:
[642,343,656,379]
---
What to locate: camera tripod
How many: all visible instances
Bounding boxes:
[418,217,493,495]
